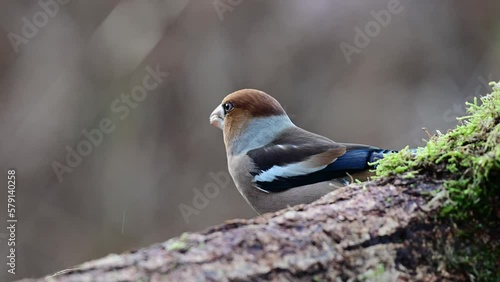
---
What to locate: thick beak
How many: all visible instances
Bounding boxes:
[209,105,224,130]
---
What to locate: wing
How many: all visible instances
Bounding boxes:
[247,127,346,192]
[248,128,395,192]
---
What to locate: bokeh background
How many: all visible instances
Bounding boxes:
[0,0,499,280]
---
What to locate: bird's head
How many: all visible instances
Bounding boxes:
[210,89,292,152]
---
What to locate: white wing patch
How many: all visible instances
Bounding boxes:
[253,162,328,183]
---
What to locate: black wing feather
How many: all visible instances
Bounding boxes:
[247,127,341,172]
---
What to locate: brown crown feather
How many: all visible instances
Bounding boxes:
[221,89,287,147]
[222,89,286,118]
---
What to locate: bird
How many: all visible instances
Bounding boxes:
[209,89,396,214]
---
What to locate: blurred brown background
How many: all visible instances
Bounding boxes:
[0,0,499,280]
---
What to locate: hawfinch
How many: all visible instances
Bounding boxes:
[210,89,395,214]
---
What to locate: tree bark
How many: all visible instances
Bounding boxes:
[19,174,471,282]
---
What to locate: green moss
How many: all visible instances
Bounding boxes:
[360,264,385,281]
[374,82,500,281]
[312,274,324,282]
[445,240,500,281]
[164,232,190,251]
[165,240,188,251]
[375,82,500,221]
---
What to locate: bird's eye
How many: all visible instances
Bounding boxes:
[223,101,234,114]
